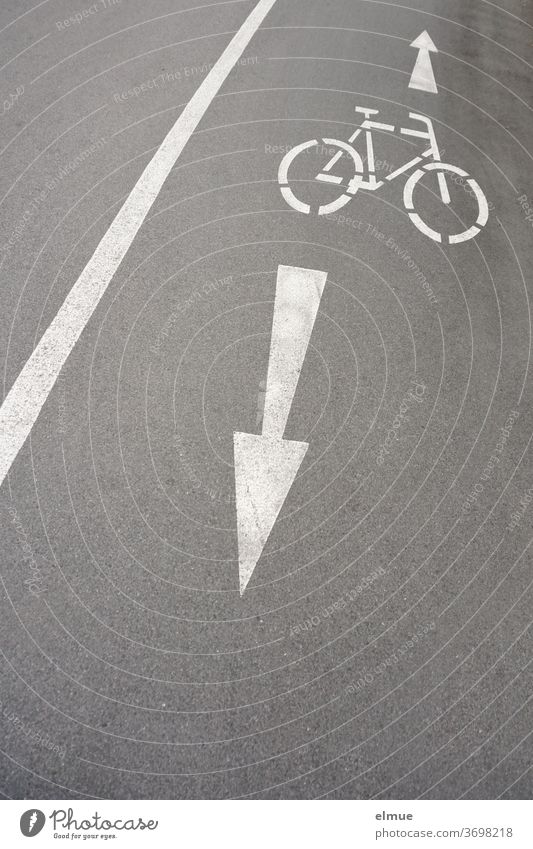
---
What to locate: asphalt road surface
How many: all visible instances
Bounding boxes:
[0,0,532,800]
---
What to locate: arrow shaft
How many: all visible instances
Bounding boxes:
[409,49,437,93]
[262,265,328,437]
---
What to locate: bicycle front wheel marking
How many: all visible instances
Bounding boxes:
[403,168,442,242]
[449,178,489,244]
[409,213,442,243]
[404,162,489,245]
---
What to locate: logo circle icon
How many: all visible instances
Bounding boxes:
[20,810,46,837]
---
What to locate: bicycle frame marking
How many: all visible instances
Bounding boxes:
[319,108,451,203]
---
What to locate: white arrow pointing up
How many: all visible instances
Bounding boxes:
[408,30,438,93]
[234,265,328,595]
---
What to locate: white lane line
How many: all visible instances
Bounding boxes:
[0,0,278,487]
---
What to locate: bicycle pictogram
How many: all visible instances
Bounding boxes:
[278,106,489,244]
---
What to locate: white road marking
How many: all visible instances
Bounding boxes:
[408,30,438,94]
[262,265,328,437]
[234,265,328,594]
[404,161,489,244]
[0,0,278,488]
[278,137,364,218]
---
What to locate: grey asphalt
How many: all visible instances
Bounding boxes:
[0,0,532,800]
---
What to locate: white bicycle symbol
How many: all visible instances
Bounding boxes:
[278,106,489,244]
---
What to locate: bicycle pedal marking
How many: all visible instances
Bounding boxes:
[316,173,344,185]
[277,106,490,244]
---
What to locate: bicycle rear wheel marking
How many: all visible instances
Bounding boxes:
[280,186,311,215]
[279,138,363,217]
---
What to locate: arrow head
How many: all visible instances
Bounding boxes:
[410,30,438,52]
[234,432,308,595]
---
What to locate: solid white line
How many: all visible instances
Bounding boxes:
[0,0,278,487]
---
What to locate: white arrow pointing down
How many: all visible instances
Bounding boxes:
[234,265,328,595]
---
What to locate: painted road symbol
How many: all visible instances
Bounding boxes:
[234,265,328,595]
[278,105,489,244]
[409,31,438,93]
